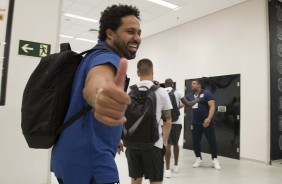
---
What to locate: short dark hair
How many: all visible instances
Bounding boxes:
[98,4,140,41]
[165,78,173,87]
[137,58,153,76]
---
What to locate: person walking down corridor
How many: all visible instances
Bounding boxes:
[124,59,172,184]
[164,78,200,178]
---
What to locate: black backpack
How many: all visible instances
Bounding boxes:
[21,43,110,149]
[122,84,159,149]
[168,88,180,122]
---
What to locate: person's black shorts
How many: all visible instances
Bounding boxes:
[168,124,182,145]
[125,146,165,182]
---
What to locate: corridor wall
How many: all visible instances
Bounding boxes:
[128,0,270,163]
[0,0,62,183]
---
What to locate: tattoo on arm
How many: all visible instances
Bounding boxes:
[181,97,199,106]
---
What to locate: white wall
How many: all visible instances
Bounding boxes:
[128,0,270,163]
[0,0,272,183]
[0,0,62,183]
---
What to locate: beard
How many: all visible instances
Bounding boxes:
[112,38,138,60]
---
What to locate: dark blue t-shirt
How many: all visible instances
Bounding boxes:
[185,89,215,125]
[51,40,122,184]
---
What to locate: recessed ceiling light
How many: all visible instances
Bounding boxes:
[147,0,179,9]
[60,35,97,43]
[75,37,97,43]
[60,34,74,39]
[63,13,98,23]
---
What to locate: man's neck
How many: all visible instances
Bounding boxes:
[140,76,152,81]
[195,89,202,96]
[105,39,123,57]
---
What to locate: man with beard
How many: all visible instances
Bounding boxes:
[185,79,221,170]
[51,4,141,184]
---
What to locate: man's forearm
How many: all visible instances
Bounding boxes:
[163,119,172,144]
[180,97,199,106]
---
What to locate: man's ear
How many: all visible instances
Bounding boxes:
[137,70,140,77]
[106,29,114,40]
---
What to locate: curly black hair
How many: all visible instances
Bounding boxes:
[98,4,140,41]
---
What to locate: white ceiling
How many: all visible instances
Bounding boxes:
[60,0,248,52]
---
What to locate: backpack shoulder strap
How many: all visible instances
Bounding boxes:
[60,43,71,52]
[129,84,157,94]
[149,84,159,92]
[55,45,112,134]
[78,45,112,56]
[129,84,139,92]
[56,104,92,134]
[148,85,159,114]
[169,88,176,94]
[124,75,130,92]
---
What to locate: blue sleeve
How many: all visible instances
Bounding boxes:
[85,50,120,73]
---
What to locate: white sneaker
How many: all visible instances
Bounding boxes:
[172,165,179,173]
[192,157,202,168]
[164,169,171,178]
[212,158,221,170]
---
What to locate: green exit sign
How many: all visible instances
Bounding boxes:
[18,40,51,58]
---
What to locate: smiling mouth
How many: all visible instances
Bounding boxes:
[128,44,138,52]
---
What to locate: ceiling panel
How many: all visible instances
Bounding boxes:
[60,0,248,51]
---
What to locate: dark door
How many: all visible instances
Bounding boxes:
[268,0,282,161]
[183,74,240,159]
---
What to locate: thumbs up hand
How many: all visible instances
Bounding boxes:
[114,58,128,90]
[91,58,131,126]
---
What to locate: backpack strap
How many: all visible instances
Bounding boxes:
[169,88,176,94]
[148,84,159,115]
[80,46,130,92]
[78,45,112,56]
[60,43,71,52]
[129,84,159,92]
[55,45,113,134]
[149,84,159,92]
[56,104,93,134]
[124,75,130,92]
[129,84,139,92]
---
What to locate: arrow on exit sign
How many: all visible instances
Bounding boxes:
[18,40,51,58]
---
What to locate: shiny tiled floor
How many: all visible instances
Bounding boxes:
[115,148,282,184]
[51,148,282,184]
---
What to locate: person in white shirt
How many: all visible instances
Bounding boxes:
[125,59,172,184]
[164,78,199,178]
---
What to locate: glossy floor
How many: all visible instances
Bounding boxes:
[51,148,282,184]
[116,148,282,184]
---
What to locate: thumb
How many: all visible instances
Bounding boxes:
[114,58,128,89]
